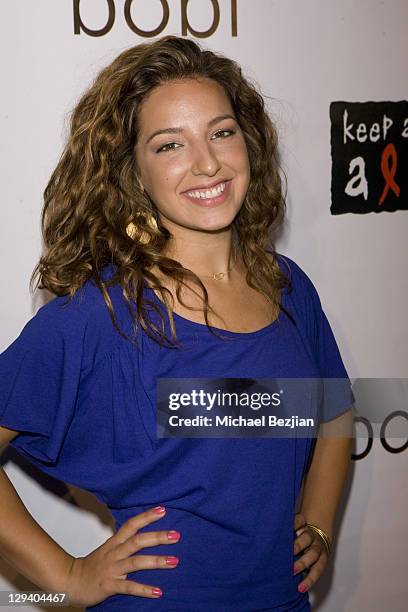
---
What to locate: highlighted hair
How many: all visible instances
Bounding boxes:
[31,35,290,347]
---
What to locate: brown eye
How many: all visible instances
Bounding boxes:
[156,142,181,153]
[212,129,235,139]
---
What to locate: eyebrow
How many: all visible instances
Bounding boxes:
[144,113,237,145]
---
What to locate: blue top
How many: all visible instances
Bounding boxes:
[0,254,353,611]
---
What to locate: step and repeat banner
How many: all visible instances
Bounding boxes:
[1,2,407,611]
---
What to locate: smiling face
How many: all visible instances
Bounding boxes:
[134,77,251,236]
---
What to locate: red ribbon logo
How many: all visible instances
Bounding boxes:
[378,143,400,205]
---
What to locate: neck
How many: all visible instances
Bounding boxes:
[162,226,240,279]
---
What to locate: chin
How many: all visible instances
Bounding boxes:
[195,223,234,234]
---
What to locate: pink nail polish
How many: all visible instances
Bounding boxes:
[153,506,166,514]
[152,587,163,596]
[167,530,181,540]
[299,584,308,593]
[166,556,179,566]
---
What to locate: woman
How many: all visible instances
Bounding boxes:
[0,35,354,610]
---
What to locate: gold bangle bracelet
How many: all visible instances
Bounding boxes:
[305,523,332,556]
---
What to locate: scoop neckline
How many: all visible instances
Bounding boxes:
[145,284,283,339]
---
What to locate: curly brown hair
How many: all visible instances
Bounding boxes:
[30,35,291,348]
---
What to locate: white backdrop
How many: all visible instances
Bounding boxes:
[1,1,407,610]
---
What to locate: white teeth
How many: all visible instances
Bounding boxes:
[187,181,227,199]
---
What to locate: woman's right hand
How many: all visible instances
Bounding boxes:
[64,506,180,607]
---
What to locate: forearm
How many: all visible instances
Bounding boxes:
[0,467,74,592]
[300,409,354,543]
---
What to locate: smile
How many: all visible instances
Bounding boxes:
[186,181,227,199]
[181,180,233,207]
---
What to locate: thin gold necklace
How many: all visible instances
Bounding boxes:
[194,256,238,281]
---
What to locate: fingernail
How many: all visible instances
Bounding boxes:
[153,506,166,514]
[167,530,181,540]
[293,563,299,574]
[166,556,179,566]
[299,584,308,593]
[152,587,163,596]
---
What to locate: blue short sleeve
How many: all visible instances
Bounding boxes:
[279,254,355,422]
[0,296,88,465]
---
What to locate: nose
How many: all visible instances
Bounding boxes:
[191,141,222,176]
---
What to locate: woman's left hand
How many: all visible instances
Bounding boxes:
[293,512,330,593]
